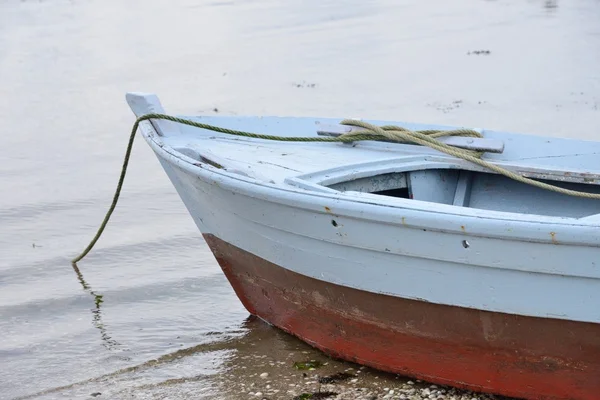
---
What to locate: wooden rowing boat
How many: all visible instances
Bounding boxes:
[125,92,600,400]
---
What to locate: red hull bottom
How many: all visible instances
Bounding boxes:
[203,234,600,400]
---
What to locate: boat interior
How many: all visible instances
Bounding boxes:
[173,127,600,219]
[286,122,600,219]
[311,165,600,219]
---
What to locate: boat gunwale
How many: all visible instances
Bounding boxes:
[137,118,600,247]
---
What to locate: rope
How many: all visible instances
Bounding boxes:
[71,113,600,263]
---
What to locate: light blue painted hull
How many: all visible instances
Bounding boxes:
[126,92,600,324]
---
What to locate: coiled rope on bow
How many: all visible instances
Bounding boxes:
[71,113,600,264]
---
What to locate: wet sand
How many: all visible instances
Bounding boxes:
[15,315,514,400]
[1,0,599,399]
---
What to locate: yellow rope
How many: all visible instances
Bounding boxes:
[341,119,600,199]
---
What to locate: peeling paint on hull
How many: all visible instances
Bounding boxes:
[204,233,600,400]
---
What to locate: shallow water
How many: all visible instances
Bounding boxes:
[1,0,599,399]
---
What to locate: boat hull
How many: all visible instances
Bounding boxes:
[126,92,600,400]
[203,233,600,400]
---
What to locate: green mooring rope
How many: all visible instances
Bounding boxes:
[71,113,600,264]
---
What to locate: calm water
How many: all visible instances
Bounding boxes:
[1,0,599,399]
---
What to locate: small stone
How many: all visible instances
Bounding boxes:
[351,379,358,383]
[90,394,101,398]
[407,381,415,385]
[384,388,390,391]
[389,390,395,395]
[260,372,269,378]
[254,393,262,397]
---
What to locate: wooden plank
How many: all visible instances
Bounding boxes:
[315,122,505,153]
[328,172,408,193]
[408,170,459,205]
[453,171,474,207]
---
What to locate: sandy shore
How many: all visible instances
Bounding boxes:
[23,316,516,400]
[215,338,515,400]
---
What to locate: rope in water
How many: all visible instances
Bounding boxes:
[71,113,600,264]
